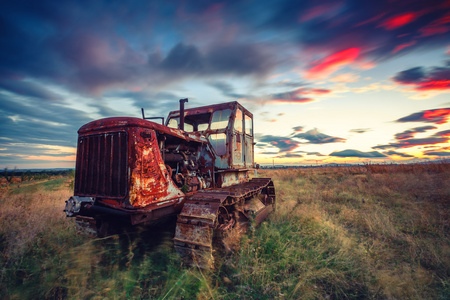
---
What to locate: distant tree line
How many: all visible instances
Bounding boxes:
[2,168,75,182]
[259,159,449,170]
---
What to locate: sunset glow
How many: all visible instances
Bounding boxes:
[1,0,449,169]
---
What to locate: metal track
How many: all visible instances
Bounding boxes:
[173,178,275,268]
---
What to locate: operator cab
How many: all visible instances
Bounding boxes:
[166,101,254,169]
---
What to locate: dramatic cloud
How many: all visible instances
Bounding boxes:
[306,152,326,157]
[392,62,450,91]
[373,137,449,150]
[0,79,61,102]
[269,87,330,104]
[305,48,361,79]
[385,150,415,158]
[2,0,449,96]
[435,129,450,137]
[257,135,300,153]
[276,152,304,158]
[392,41,417,54]
[210,82,331,105]
[1,0,450,167]
[258,128,345,155]
[262,0,450,65]
[419,14,450,37]
[374,119,449,150]
[0,94,92,146]
[379,12,420,30]
[423,151,450,157]
[396,108,450,125]
[1,4,276,95]
[329,149,387,158]
[160,43,275,78]
[294,129,346,144]
[394,126,437,140]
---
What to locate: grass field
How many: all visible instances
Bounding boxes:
[0,163,449,299]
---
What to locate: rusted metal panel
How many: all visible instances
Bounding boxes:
[232,108,244,168]
[179,203,219,221]
[128,127,184,208]
[174,223,214,247]
[217,170,249,188]
[232,131,244,167]
[244,134,253,167]
[214,153,229,169]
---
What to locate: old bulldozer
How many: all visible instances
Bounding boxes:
[64,99,275,267]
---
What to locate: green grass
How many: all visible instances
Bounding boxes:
[217,216,370,299]
[10,177,67,195]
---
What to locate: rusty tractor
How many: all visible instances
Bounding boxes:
[64,99,276,267]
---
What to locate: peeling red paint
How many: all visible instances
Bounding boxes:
[129,129,184,208]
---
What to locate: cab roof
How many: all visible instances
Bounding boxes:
[166,101,253,120]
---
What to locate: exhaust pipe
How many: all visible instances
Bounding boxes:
[179,98,188,130]
[84,204,129,218]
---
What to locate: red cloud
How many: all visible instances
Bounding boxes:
[436,130,450,137]
[419,25,449,37]
[393,63,450,91]
[396,108,450,125]
[392,40,417,53]
[305,48,360,79]
[419,13,450,37]
[414,80,450,91]
[423,109,450,124]
[258,135,301,152]
[434,13,450,26]
[380,12,419,30]
[394,126,437,140]
[373,137,449,150]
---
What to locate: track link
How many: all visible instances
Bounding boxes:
[173,178,275,268]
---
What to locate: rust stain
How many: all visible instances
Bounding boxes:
[129,128,184,208]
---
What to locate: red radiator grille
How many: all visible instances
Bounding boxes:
[74,131,128,199]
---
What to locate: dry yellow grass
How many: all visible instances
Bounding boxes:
[250,163,449,299]
[0,163,449,299]
[0,183,72,260]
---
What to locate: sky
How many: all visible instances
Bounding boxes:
[1,0,450,169]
